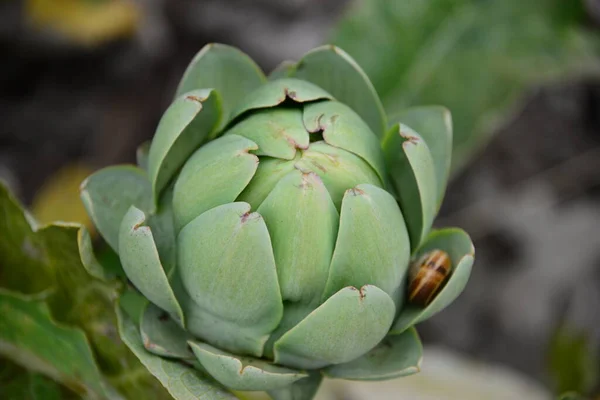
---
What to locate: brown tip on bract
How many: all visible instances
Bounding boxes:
[241,211,260,223]
[132,221,145,231]
[347,187,366,197]
[240,212,252,223]
[186,95,205,103]
[400,131,420,145]
[358,286,367,300]
[284,87,297,100]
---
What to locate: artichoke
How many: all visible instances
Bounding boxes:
[80,43,475,399]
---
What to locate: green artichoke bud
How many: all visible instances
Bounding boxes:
[80,43,475,399]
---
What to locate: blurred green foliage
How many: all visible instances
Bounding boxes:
[549,325,599,396]
[0,183,170,399]
[0,360,70,400]
[558,392,589,400]
[331,0,600,172]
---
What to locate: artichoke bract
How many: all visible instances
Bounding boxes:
[80,44,475,399]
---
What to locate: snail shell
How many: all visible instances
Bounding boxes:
[408,249,452,306]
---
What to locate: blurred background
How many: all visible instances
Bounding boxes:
[1,0,600,399]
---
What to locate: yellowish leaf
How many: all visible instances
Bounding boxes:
[26,0,139,46]
[32,163,96,234]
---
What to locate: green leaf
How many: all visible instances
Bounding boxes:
[80,165,153,252]
[331,0,600,171]
[177,202,283,357]
[136,141,151,172]
[558,393,588,400]
[0,361,68,400]
[390,228,474,334]
[294,141,382,210]
[323,327,422,380]
[116,304,237,400]
[269,61,296,81]
[0,185,50,295]
[172,134,259,231]
[549,325,599,395]
[140,303,194,360]
[0,183,127,367]
[257,170,339,305]
[225,108,309,160]
[293,45,387,138]
[0,182,170,399]
[267,371,322,400]
[303,100,386,183]
[230,78,332,122]
[274,285,395,370]
[323,184,410,307]
[0,289,111,398]
[148,89,222,203]
[77,225,118,281]
[236,157,297,210]
[390,106,452,210]
[118,206,184,324]
[176,43,266,125]
[382,123,437,250]
[189,341,307,391]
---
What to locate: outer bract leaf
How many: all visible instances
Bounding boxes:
[269,60,297,81]
[136,141,151,172]
[225,108,309,160]
[229,78,332,122]
[391,228,475,334]
[172,134,258,231]
[257,170,339,305]
[147,89,222,204]
[274,285,395,370]
[382,123,437,250]
[119,289,148,326]
[391,106,452,210]
[176,43,266,124]
[80,165,152,252]
[189,341,307,391]
[303,101,386,182]
[119,206,184,325]
[295,142,381,210]
[323,327,422,380]
[116,305,237,400]
[171,274,275,368]
[263,303,313,361]
[0,289,111,398]
[293,45,387,138]
[77,225,116,281]
[140,303,195,360]
[177,202,283,357]
[149,185,177,275]
[267,371,322,400]
[323,184,410,307]
[236,157,297,210]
